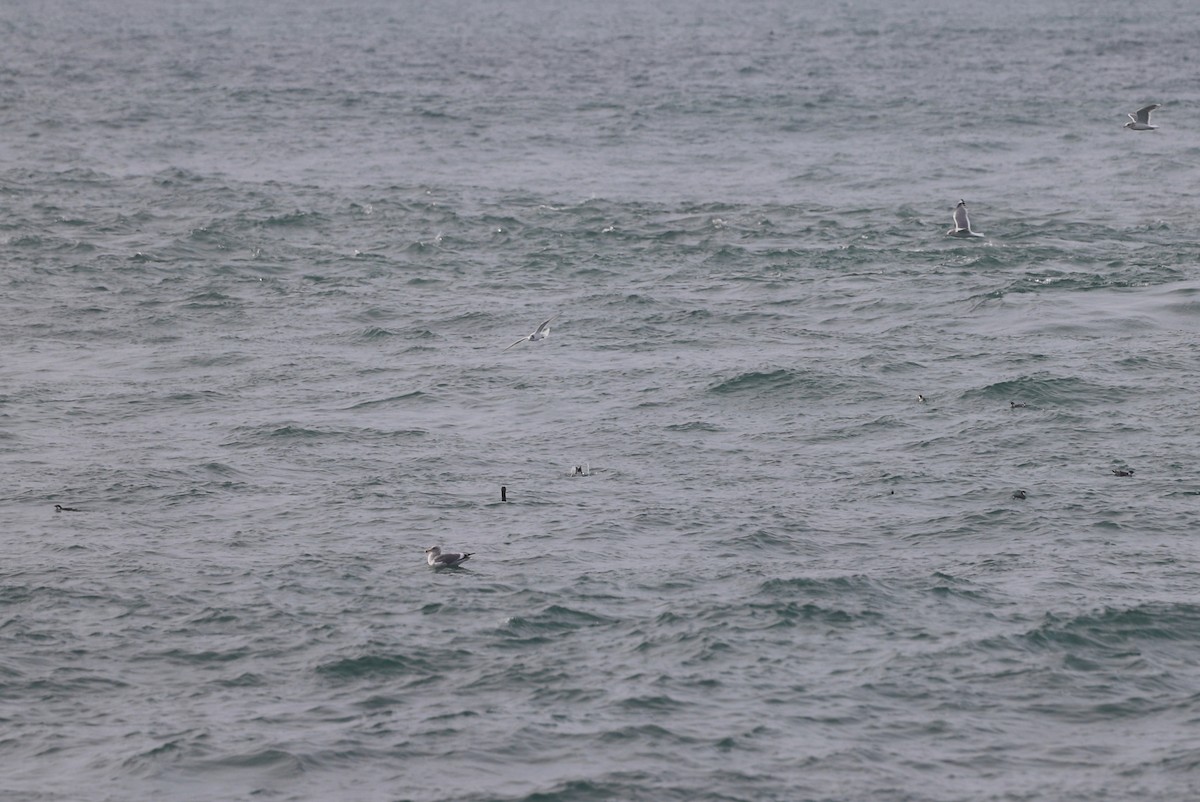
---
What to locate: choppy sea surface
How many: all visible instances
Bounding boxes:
[4,1,1200,800]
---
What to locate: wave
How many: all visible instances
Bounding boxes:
[495,605,618,646]
[968,374,1129,407]
[708,368,797,396]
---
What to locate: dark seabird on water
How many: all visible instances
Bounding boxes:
[1112,468,1135,477]
[425,546,474,568]
[1012,490,1027,500]
[1010,401,1027,409]
[54,504,82,512]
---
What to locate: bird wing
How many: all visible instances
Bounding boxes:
[1135,104,1159,123]
[503,337,527,351]
[953,203,969,231]
[535,313,561,335]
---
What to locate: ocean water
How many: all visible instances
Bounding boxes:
[4,1,1200,800]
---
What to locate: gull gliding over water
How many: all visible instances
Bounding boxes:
[1124,104,1160,131]
[947,199,984,238]
[504,313,560,351]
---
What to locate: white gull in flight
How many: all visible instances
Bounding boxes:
[504,313,560,351]
[946,199,984,238]
[1124,104,1160,131]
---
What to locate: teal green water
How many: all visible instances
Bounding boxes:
[4,1,1200,800]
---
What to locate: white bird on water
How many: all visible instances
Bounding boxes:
[947,199,984,238]
[504,313,560,351]
[1124,104,1160,131]
[425,546,473,568]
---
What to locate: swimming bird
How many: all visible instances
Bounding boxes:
[1124,104,1160,131]
[1010,401,1027,409]
[504,313,560,351]
[947,199,984,238]
[1012,490,1027,500]
[917,394,926,404]
[1112,468,1135,477]
[425,546,474,568]
[54,504,82,512]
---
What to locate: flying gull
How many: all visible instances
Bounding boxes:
[504,313,560,351]
[947,199,984,238]
[1124,104,1160,131]
[425,546,474,568]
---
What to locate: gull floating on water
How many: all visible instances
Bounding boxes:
[425,546,474,568]
[1124,104,1160,131]
[504,313,560,351]
[947,199,984,238]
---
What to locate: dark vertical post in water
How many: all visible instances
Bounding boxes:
[501,486,507,502]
